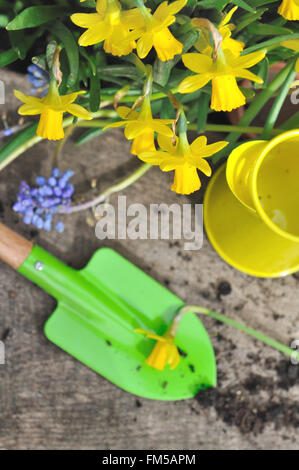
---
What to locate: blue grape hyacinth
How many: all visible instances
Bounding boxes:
[13,169,74,232]
[26,64,49,96]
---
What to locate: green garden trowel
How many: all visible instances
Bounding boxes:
[0,222,216,400]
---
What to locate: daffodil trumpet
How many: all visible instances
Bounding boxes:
[135,327,181,371]
[15,80,92,141]
[278,0,299,20]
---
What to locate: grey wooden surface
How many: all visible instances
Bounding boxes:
[0,70,298,450]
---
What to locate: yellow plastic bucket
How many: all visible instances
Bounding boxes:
[204,130,299,278]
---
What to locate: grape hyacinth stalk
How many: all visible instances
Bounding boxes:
[13,168,74,232]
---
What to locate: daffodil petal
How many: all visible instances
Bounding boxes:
[166,0,187,16]
[138,151,171,166]
[222,37,244,56]
[137,32,153,59]
[150,120,173,136]
[103,121,126,130]
[157,134,177,153]
[134,328,167,342]
[190,140,228,159]
[235,68,263,84]
[233,50,266,70]
[66,104,92,120]
[186,156,212,176]
[281,39,299,52]
[121,8,145,28]
[78,23,110,46]
[219,6,238,27]
[71,13,102,27]
[190,135,207,151]
[96,0,107,16]
[124,121,146,139]
[178,74,211,94]
[117,106,138,120]
[60,91,86,106]
[14,89,42,105]
[159,157,185,171]
[18,103,43,115]
[182,53,213,74]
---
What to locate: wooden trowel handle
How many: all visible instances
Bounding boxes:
[0,222,33,270]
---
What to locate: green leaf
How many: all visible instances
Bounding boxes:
[6,6,69,30]
[239,86,256,101]
[0,48,18,67]
[8,29,42,60]
[197,0,229,11]
[233,8,268,34]
[75,127,106,147]
[49,21,79,87]
[197,93,210,132]
[256,56,269,88]
[0,123,37,166]
[231,0,256,13]
[247,22,292,36]
[89,70,101,113]
[0,14,9,27]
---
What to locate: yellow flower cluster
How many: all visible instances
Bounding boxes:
[14,1,299,195]
[72,0,187,61]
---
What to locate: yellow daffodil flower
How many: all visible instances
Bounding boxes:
[193,7,244,57]
[138,133,227,194]
[135,328,181,371]
[136,0,187,61]
[14,82,92,141]
[278,0,299,20]
[104,97,173,155]
[71,0,144,56]
[178,49,266,112]
[281,39,299,73]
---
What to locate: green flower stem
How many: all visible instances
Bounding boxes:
[0,109,114,173]
[190,123,282,135]
[61,163,152,214]
[243,32,299,54]
[100,88,178,103]
[212,59,296,163]
[77,119,283,136]
[261,67,297,140]
[174,306,299,362]
[77,119,113,128]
